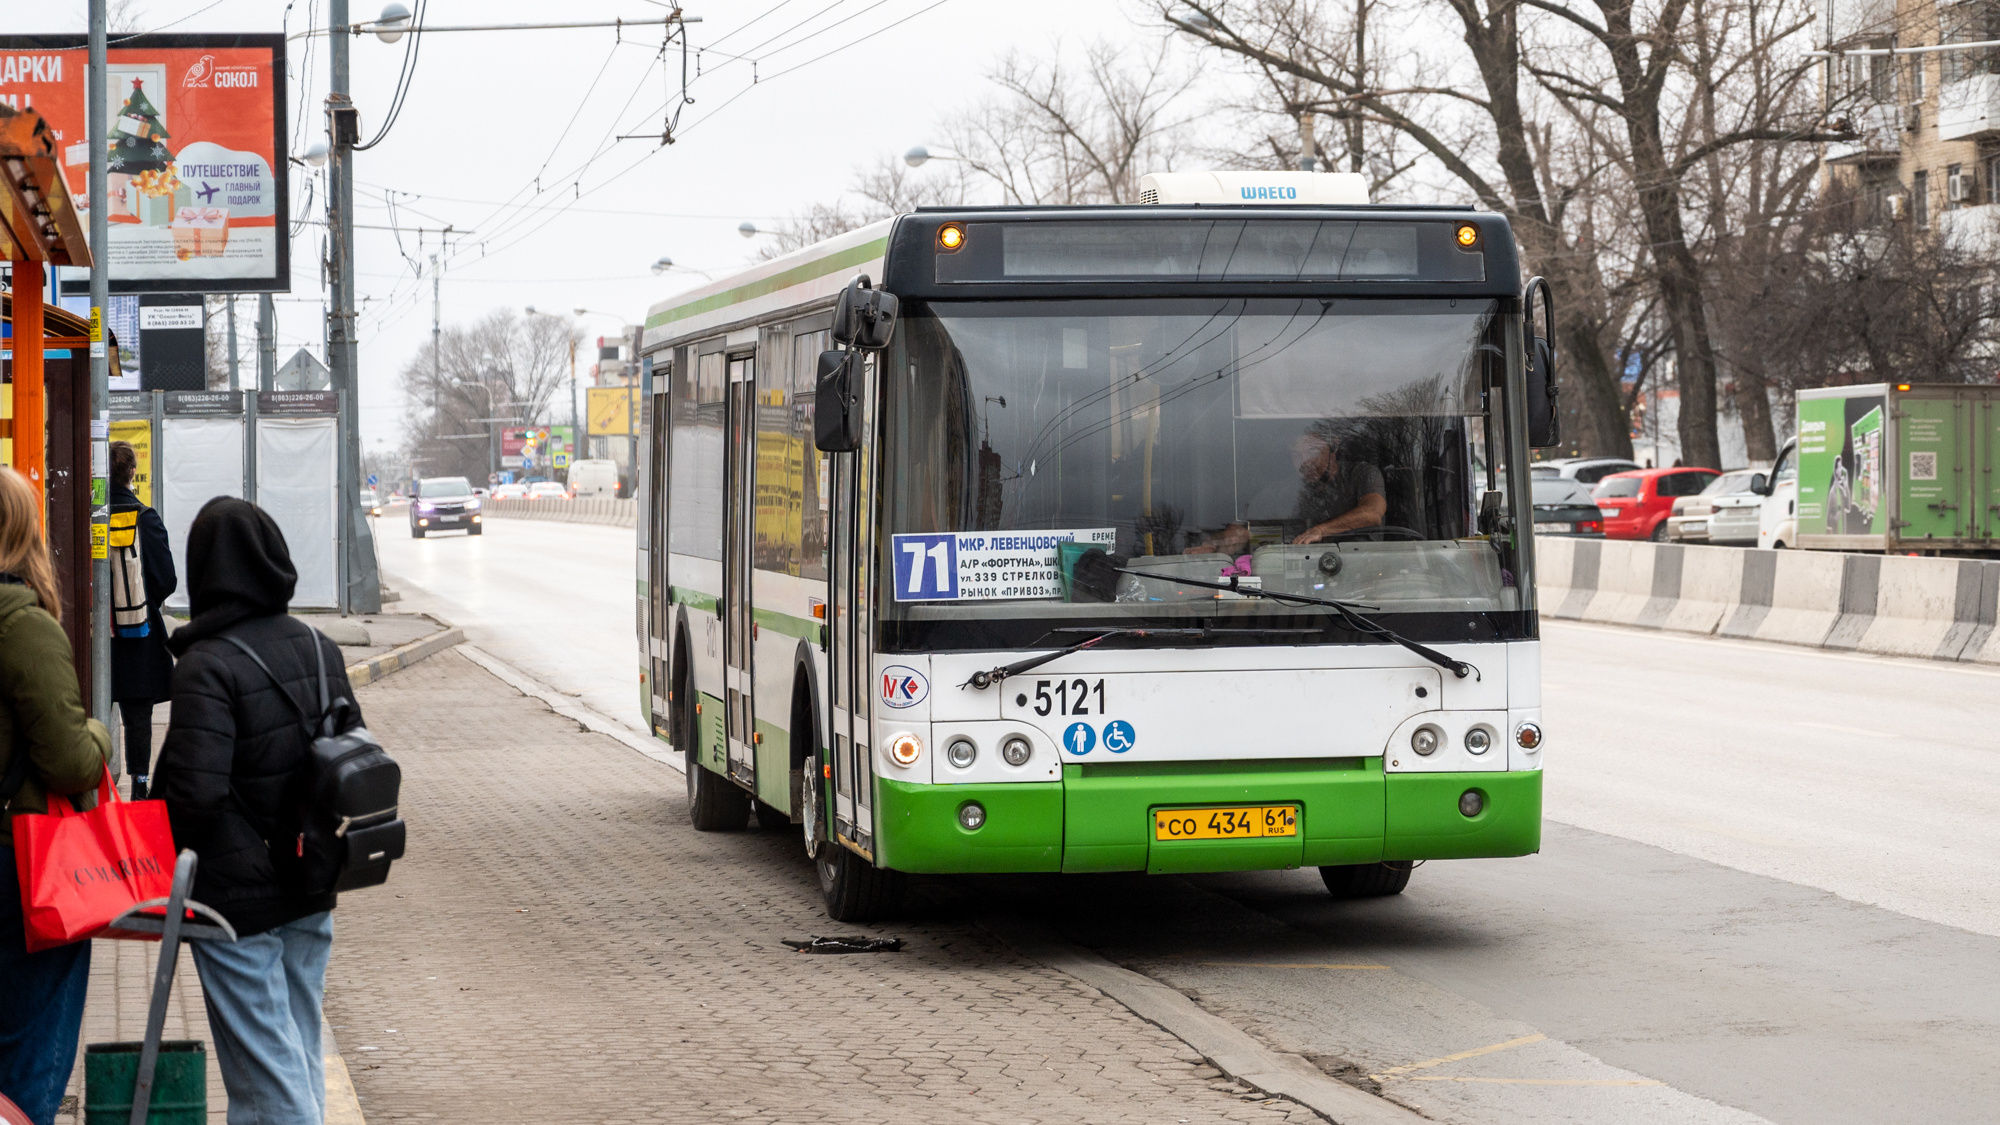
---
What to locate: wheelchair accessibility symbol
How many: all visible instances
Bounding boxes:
[1103,720,1136,754]
[1063,722,1096,756]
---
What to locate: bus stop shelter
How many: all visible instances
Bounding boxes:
[1,104,98,691]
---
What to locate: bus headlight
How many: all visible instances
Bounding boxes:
[957,801,986,830]
[888,732,924,766]
[1000,735,1033,767]
[1465,727,1492,755]
[1411,726,1441,756]
[945,737,977,769]
[1515,722,1542,750]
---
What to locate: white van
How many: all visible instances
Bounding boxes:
[1752,438,1798,549]
[567,459,620,499]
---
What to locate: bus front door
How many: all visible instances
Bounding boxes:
[825,355,877,857]
[723,354,757,790]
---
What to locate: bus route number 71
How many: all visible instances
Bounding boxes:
[1033,678,1105,717]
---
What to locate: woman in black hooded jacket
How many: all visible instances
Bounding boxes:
[153,497,363,1125]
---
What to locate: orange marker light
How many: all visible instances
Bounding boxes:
[938,223,966,252]
[1896,383,1912,391]
[1455,223,1480,248]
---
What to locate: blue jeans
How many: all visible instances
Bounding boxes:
[191,912,332,1125]
[0,848,92,1125]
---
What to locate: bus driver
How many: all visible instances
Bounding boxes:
[1188,430,1387,556]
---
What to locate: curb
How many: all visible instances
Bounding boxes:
[453,643,680,770]
[346,624,465,687]
[322,1021,367,1124]
[980,916,1427,1125]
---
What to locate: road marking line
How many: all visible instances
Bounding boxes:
[1198,961,1392,969]
[1374,1033,1546,1078]
[1408,1076,1665,1087]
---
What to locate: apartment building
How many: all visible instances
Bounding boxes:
[1822,0,2000,243]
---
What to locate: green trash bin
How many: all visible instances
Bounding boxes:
[84,1041,206,1124]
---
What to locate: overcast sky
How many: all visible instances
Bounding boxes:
[31,0,1149,451]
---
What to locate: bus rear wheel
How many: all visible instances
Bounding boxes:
[817,844,905,922]
[1320,861,1413,899]
[681,687,748,831]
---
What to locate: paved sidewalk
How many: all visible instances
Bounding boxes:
[59,939,228,1124]
[330,649,1319,1124]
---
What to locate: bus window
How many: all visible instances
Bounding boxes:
[669,348,726,560]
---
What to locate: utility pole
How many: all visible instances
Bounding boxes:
[257,294,276,391]
[87,0,112,741]
[327,0,382,614]
[1298,111,1317,172]
[431,251,441,423]
[226,294,240,391]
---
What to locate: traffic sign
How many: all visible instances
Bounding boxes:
[367,473,378,487]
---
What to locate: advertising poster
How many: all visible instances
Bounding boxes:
[109,418,152,506]
[1797,393,1885,536]
[0,34,288,293]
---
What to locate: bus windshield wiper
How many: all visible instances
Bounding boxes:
[1110,564,1481,681]
[959,626,1318,690]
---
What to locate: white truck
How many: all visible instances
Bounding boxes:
[567,458,620,499]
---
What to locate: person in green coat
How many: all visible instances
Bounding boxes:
[0,465,111,1125]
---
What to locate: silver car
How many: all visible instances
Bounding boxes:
[1666,469,1761,544]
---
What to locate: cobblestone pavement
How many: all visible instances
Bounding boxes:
[330,650,1318,1124]
[60,939,228,1124]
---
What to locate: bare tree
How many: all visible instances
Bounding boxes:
[398,309,580,482]
[945,38,1198,204]
[758,156,964,258]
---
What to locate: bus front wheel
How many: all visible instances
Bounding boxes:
[1320,861,1413,899]
[817,844,905,922]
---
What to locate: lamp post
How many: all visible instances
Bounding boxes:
[571,307,634,478]
[524,305,581,477]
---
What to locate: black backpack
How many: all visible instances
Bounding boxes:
[225,625,405,896]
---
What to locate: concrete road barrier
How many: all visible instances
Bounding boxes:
[483,496,637,527]
[1534,533,2000,665]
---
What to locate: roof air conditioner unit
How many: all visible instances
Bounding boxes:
[1136,171,1370,205]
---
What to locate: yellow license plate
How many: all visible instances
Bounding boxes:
[1154,805,1298,841]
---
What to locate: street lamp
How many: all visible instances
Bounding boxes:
[650,255,712,279]
[373,2,412,41]
[525,306,584,474]
[738,221,760,238]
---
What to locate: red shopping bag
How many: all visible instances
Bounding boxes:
[11,766,176,952]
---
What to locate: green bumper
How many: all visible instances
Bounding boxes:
[872,760,1541,875]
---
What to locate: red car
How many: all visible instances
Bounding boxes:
[1593,467,1720,541]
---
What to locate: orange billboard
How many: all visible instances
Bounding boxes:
[0,34,288,293]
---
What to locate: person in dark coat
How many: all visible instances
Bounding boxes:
[108,441,175,799]
[153,497,363,1125]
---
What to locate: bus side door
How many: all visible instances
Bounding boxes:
[826,353,879,857]
[723,353,758,789]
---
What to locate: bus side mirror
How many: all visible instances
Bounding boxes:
[1523,276,1560,449]
[814,350,860,452]
[1749,472,1770,496]
[831,276,900,350]
[1526,335,1559,448]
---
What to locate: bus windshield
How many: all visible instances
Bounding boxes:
[879,297,1523,650]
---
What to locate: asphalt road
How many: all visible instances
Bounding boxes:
[378,514,2000,1125]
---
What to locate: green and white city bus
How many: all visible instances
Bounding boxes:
[634,171,1559,920]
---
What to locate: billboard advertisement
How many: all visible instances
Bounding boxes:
[500,426,574,475]
[0,34,289,294]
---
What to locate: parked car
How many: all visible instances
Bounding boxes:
[1531,478,1605,537]
[1664,469,1761,544]
[491,483,529,500]
[1593,467,1720,540]
[410,475,483,538]
[567,458,620,499]
[1531,456,1643,485]
[527,481,570,501]
[1752,437,1799,549]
